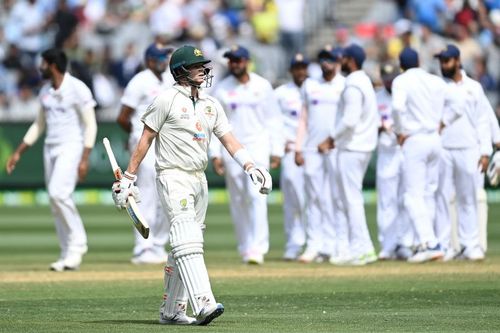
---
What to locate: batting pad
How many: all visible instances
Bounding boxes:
[160,253,188,318]
[170,217,215,315]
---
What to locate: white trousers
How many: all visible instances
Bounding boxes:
[280,151,306,257]
[43,142,87,258]
[303,151,335,255]
[376,147,414,252]
[336,149,374,257]
[435,147,480,250]
[223,139,270,258]
[402,133,441,248]
[326,150,348,257]
[156,169,209,235]
[130,138,168,255]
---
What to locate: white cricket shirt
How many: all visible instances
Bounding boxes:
[121,69,173,141]
[441,73,492,156]
[302,74,345,150]
[214,72,284,156]
[141,84,232,172]
[392,67,460,136]
[333,70,378,152]
[376,88,398,149]
[40,73,96,145]
[274,79,308,149]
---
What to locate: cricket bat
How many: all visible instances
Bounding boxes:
[102,137,150,239]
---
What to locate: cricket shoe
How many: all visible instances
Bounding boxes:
[394,245,414,260]
[378,250,396,261]
[63,252,83,270]
[131,249,166,265]
[329,255,352,266]
[363,251,378,264]
[244,253,264,265]
[297,249,319,263]
[407,244,444,263]
[442,248,459,262]
[457,246,485,261]
[195,303,224,326]
[49,259,66,272]
[159,312,196,325]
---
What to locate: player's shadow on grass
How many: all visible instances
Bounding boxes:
[87,320,158,325]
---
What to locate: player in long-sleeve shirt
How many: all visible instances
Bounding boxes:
[318,44,378,265]
[434,45,492,261]
[295,46,345,263]
[391,47,462,263]
[211,45,283,265]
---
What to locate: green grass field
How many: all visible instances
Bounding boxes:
[1,203,500,333]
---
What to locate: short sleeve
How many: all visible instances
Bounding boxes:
[211,98,232,138]
[75,80,97,110]
[121,76,143,109]
[141,94,170,133]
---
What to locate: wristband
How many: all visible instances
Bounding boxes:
[233,149,255,171]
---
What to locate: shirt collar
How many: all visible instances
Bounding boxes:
[49,73,70,94]
[173,83,208,100]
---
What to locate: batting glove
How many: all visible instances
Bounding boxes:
[246,166,272,194]
[112,171,141,209]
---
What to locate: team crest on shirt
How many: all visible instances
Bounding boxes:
[204,106,214,116]
[180,198,188,211]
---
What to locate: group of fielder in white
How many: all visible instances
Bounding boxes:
[5,41,500,325]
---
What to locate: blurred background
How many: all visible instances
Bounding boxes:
[0,0,499,196]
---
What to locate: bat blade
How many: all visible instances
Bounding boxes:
[103,137,150,239]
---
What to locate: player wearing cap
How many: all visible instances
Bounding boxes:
[211,45,283,265]
[295,45,345,263]
[391,47,462,263]
[318,44,378,265]
[112,45,272,325]
[434,44,492,261]
[273,53,310,260]
[6,48,97,271]
[117,43,174,264]
[374,63,415,260]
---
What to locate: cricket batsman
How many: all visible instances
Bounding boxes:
[111,45,272,325]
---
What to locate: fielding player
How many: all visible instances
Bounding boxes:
[434,44,492,261]
[295,45,345,263]
[318,44,378,265]
[274,53,309,260]
[374,63,414,260]
[211,45,283,265]
[117,43,173,264]
[112,45,272,325]
[391,47,462,263]
[6,48,97,271]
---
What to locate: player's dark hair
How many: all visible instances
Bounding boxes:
[41,48,68,73]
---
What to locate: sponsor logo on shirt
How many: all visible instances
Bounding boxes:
[193,121,206,141]
[180,107,190,119]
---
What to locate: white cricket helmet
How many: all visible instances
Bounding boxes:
[487,151,500,186]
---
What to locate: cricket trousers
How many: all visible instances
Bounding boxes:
[43,141,87,258]
[280,151,306,258]
[435,147,481,251]
[401,132,441,248]
[376,146,414,253]
[336,149,374,258]
[302,151,336,256]
[223,137,270,259]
